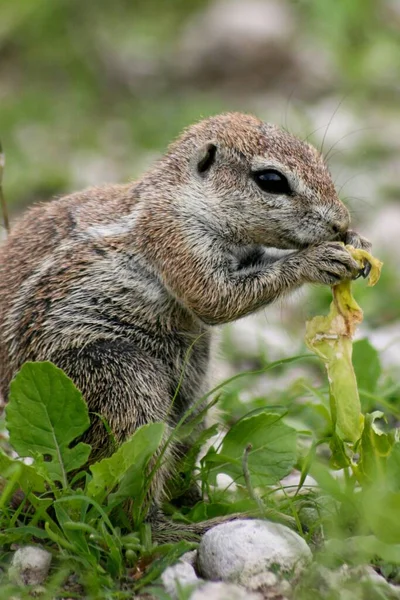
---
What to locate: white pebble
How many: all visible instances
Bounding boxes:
[9,546,52,586]
[161,561,200,598]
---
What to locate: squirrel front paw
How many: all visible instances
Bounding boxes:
[300,242,361,286]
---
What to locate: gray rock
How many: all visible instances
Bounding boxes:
[198,519,311,591]
[190,581,263,600]
[9,545,52,586]
[161,561,200,599]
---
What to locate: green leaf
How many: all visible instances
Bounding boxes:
[6,362,91,486]
[2,526,50,541]
[206,412,297,487]
[0,451,47,494]
[87,423,165,507]
[356,411,397,484]
[305,285,365,444]
[353,339,381,394]
[329,433,351,470]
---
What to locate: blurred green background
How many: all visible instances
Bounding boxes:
[0,0,399,379]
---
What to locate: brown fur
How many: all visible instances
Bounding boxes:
[0,113,370,516]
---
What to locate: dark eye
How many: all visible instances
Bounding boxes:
[253,169,291,195]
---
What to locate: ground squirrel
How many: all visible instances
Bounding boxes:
[0,112,370,516]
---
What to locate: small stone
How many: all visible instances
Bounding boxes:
[9,546,52,586]
[190,581,262,600]
[161,561,200,599]
[198,519,311,591]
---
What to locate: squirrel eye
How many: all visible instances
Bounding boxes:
[253,169,291,195]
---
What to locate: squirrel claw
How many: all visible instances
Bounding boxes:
[354,261,372,280]
[361,261,372,279]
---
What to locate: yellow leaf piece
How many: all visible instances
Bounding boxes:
[346,246,383,288]
[305,247,383,444]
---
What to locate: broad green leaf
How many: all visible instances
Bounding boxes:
[87,422,165,506]
[329,432,351,470]
[353,339,381,394]
[305,286,364,443]
[0,451,47,493]
[206,412,297,487]
[356,411,397,484]
[6,362,91,486]
[306,294,364,443]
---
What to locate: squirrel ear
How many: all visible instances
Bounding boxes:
[196,142,217,174]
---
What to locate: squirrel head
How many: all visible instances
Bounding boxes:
[160,112,350,250]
